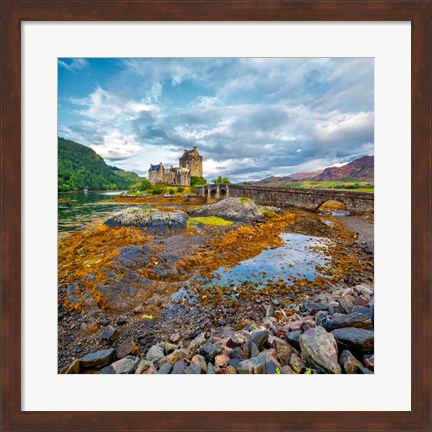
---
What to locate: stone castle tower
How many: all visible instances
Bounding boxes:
[148,146,203,186]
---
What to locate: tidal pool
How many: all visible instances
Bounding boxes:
[205,233,331,288]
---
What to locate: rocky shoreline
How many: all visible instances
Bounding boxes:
[61,282,374,374]
[58,197,374,374]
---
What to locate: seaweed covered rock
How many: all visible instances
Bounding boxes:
[105,207,188,233]
[190,198,267,222]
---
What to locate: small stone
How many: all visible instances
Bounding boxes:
[162,342,178,354]
[281,365,295,374]
[331,328,374,354]
[250,330,269,350]
[135,359,156,374]
[172,360,187,374]
[102,325,118,342]
[229,347,244,360]
[286,330,302,350]
[247,342,260,358]
[111,355,140,374]
[157,363,172,374]
[358,365,373,374]
[80,348,115,370]
[237,357,266,374]
[321,312,372,332]
[60,359,80,374]
[206,363,215,374]
[146,345,164,362]
[338,295,356,314]
[99,318,110,326]
[339,350,362,374]
[300,327,341,374]
[354,295,371,307]
[273,339,293,366]
[199,344,224,363]
[221,365,237,374]
[116,338,139,359]
[226,334,245,348]
[363,354,374,370]
[289,353,304,373]
[215,353,229,368]
[266,361,279,374]
[272,298,280,307]
[98,365,115,374]
[116,317,127,325]
[228,358,241,369]
[190,354,207,373]
[188,332,206,351]
[158,348,190,366]
[170,333,181,343]
[185,364,202,374]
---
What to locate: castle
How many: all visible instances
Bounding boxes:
[148,147,203,186]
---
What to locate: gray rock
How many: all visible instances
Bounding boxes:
[331,328,374,354]
[338,295,356,314]
[229,347,244,360]
[98,365,115,374]
[250,330,269,350]
[171,360,187,374]
[206,363,215,374]
[286,330,302,350]
[111,355,140,374]
[339,350,362,374]
[299,327,341,374]
[185,364,202,374]
[190,355,207,373]
[237,357,266,374]
[266,361,280,374]
[80,348,115,370]
[146,345,165,362]
[273,339,293,366]
[199,344,224,363]
[321,312,372,331]
[358,365,374,374]
[101,325,118,342]
[247,341,260,359]
[105,207,188,233]
[228,358,241,369]
[157,363,173,374]
[135,359,156,374]
[191,197,267,222]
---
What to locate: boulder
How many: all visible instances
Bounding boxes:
[321,312,372,331]
[191,197,267,222]
[105,207,188,233]
[111,355,140,374]
[80,348,115,370]
[331,328,374,354]
[339,350,362,374]
[299,327,341,374]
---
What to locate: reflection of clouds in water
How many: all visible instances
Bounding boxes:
[211,233,330,285]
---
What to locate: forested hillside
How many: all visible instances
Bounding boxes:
[58,137,140,191]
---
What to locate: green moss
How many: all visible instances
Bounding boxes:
[187,216,233,227]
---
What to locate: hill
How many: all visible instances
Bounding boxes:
[253,155,374,188]
[58,137,141,192]
[313,155,374,181]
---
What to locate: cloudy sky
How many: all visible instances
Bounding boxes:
[58,58,374,182]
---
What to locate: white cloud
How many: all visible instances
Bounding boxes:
[90,130,141,160]
[58,58,89,73]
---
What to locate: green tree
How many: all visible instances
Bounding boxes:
[190,176,207,186]
[212,176,231,184]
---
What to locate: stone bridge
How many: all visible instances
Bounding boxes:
[196,184,373,214]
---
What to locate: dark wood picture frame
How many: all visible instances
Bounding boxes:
[1,1,431,431]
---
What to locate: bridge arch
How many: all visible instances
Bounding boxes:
[316,199,350,215]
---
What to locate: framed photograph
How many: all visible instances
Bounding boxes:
[1,1,431,431]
